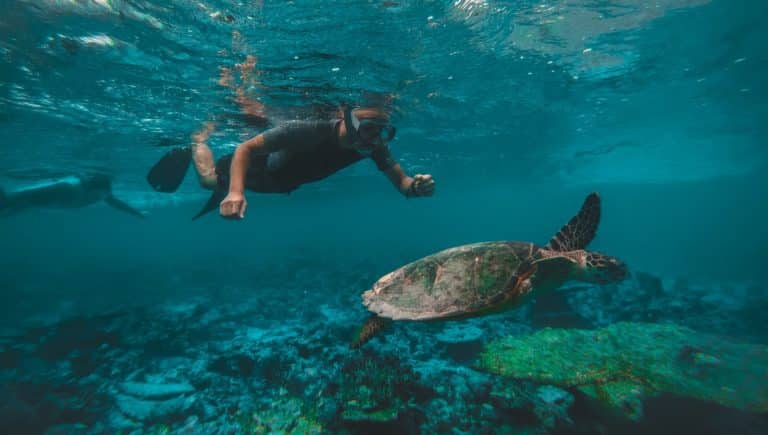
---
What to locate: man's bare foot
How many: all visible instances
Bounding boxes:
[192,121,216,144]
[236,54,258,84]
[218,67,234,88]
[235,95,266,119]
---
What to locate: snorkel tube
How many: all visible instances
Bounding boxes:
[343,105,361,145]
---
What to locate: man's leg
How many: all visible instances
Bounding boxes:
[191,122,218,190]
[220,55,267,124]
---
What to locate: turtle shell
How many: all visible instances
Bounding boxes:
[362,241,539,320]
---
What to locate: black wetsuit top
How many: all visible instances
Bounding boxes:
[214,120,396,194]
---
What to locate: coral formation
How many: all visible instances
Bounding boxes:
[478,322,768,420]
[338,350,428,423]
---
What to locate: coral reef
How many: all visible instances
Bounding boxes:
[234,397,323,434]
[478,322,768,420]
[1,262,766,433]
[338,350,430,424]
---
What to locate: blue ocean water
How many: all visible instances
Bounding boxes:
[1,0,766,433]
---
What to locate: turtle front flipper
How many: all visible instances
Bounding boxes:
[546,192,601,252]
[350,315,391,349]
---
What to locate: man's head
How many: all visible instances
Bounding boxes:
[342,106,396,154]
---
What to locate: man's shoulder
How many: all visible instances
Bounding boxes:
[262,119,337,149]
[274,119,336,132]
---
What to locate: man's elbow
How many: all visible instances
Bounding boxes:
[239,135,266,154]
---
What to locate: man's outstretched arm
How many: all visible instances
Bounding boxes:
[382,163,435,197]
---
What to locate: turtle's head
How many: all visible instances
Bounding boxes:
[574,251,628,284]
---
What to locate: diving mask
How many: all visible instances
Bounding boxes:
[344,106,396,148]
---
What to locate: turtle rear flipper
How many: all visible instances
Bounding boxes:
[350,315,391,349]
[546,192,601,252]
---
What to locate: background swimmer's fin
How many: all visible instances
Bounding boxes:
[146,147,192,193]
[192,189,226,220]
[105,195,146,219]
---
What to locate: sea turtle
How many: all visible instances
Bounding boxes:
[351,192,628,348]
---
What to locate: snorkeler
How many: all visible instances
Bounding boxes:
[147,106,435,219]
[0,173,145,218]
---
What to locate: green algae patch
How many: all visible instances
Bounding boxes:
[338,352,424,424]
[237,397,323,434]
[478,322,768,420]
[342,400,400,423]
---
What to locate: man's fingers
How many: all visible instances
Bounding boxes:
[239,202,247,219]
[412,176,435,196]
[219,200,244,219]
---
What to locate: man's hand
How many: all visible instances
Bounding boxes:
[220,192,247,219]
[409,174,435,197]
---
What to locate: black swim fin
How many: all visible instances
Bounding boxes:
[192,189,226,220]
[146,147,193,193]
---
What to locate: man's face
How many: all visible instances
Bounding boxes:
[350,109,396,154]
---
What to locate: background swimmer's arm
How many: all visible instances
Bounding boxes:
[105,195,146,219]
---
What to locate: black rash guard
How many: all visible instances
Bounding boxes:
[214,120,396,193]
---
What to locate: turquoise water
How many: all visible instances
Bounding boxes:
[1,1,766,433]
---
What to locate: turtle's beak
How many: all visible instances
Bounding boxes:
[584,253,629,284]
[609,259,629,282]
[601,258,628,283]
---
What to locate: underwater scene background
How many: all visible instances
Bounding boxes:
[1,0,766,433]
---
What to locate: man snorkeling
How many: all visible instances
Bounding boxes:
[147,106,435,219]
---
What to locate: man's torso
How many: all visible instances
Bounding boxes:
[216,119,395,193]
